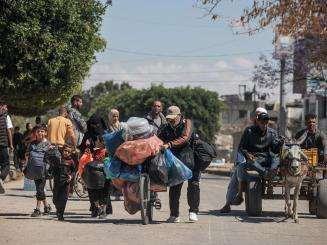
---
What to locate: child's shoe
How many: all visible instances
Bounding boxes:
[44,204,52,215]
[31,208,42,217]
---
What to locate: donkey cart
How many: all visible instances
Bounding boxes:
[244,147,327,219]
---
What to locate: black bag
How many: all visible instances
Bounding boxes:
[194,139,218,171]
[43,147,62,179]
[147,152,169,185]
[82,161,105,189]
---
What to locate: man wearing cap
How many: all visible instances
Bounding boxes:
[158,105,199,222]
[220,108,282,213]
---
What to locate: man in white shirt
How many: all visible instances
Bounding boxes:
[0,103,13,194]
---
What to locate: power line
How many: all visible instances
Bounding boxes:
[85,78,250,84]
[107,47,273,58]
[88,68,251,76]
[108,15,217,29]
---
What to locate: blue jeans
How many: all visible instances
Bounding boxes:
[0,146,10,181]
[225,152,279,205]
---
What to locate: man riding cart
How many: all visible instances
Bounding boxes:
[220,111,283,213]
[294,113,327,218]
[295,113,327,176]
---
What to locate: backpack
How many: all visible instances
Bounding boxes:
[193,139,218,171]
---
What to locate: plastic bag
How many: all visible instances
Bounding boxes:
[103,156,121,179]
[116,135,163,165]
[120,163,141,182]
[164,149,193,187]
[147,152,169,185]
[103,156,141,182]
[82,161,105,189]
[125,117,153,139]
[78,151,93,176]
[103,130,125,157]
[122,182,140,215]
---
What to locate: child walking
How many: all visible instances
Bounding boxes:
[51,144,75,221]
[23,125,52,217]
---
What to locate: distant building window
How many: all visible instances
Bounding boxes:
[239,110,247,119]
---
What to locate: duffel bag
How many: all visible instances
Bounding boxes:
[194,139,218,171]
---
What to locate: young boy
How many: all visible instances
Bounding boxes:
[52,144,75,221]
[24,125,52,217]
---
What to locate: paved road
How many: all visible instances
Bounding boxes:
[0,174,326,245]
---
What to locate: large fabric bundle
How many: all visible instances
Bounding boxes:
[122,182,140,215]
[125,117,153,139]
[115,135,163,165]
[82,161,105,189]
[103,130,125,157]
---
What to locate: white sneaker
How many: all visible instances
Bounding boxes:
[0,179,5,194]
[166,216,180,223]
[189,212,198,222]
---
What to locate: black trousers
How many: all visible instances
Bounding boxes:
[0,146,10,181]
[88,181,112,213]
[53,181,69,215]
[34,178,46,201]
[169,170,201,217]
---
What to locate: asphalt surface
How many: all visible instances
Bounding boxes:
[0,174,326,245]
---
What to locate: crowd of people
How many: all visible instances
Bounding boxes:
[0,96,326,223]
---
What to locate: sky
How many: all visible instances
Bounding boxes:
[83,0,283,97]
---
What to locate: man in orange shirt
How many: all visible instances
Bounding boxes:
[47,106,77,148]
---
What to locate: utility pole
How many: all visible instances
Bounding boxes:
[279,56,287,136]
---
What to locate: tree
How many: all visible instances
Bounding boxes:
[92,84,223,142]
[81,80,131,116]
[0,0,108,116]
[197,1,327,67]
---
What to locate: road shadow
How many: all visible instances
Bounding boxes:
[64,217,163,225]
[3,193,35,199]
[0,213,30,217]
[200,209,315,223]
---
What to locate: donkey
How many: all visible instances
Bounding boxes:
[280,144,308,223]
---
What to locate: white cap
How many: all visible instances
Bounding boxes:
[255,107,267,115]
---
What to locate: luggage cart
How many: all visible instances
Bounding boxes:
[139,162,167,225]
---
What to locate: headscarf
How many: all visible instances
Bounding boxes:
[108,109,122,132]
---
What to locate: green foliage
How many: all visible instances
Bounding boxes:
[92,84,223,142]
[0,0,107,116]
[81,80,131,115]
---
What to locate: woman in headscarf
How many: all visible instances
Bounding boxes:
[79,114,113,218]
[108,109,123,133]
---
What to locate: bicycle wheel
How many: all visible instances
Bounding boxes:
[73,172,89,198]
[139,173,152,225]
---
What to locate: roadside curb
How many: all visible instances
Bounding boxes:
[204,164,233,177]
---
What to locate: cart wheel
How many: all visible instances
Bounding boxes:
[139,174,151,225]
[317,179,327,218]
[73,172,89,198]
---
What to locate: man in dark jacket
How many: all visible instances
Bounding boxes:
[158,105,199,222]
[220,112,281,213]
[146,100,167,135]
[295,113,327,164]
